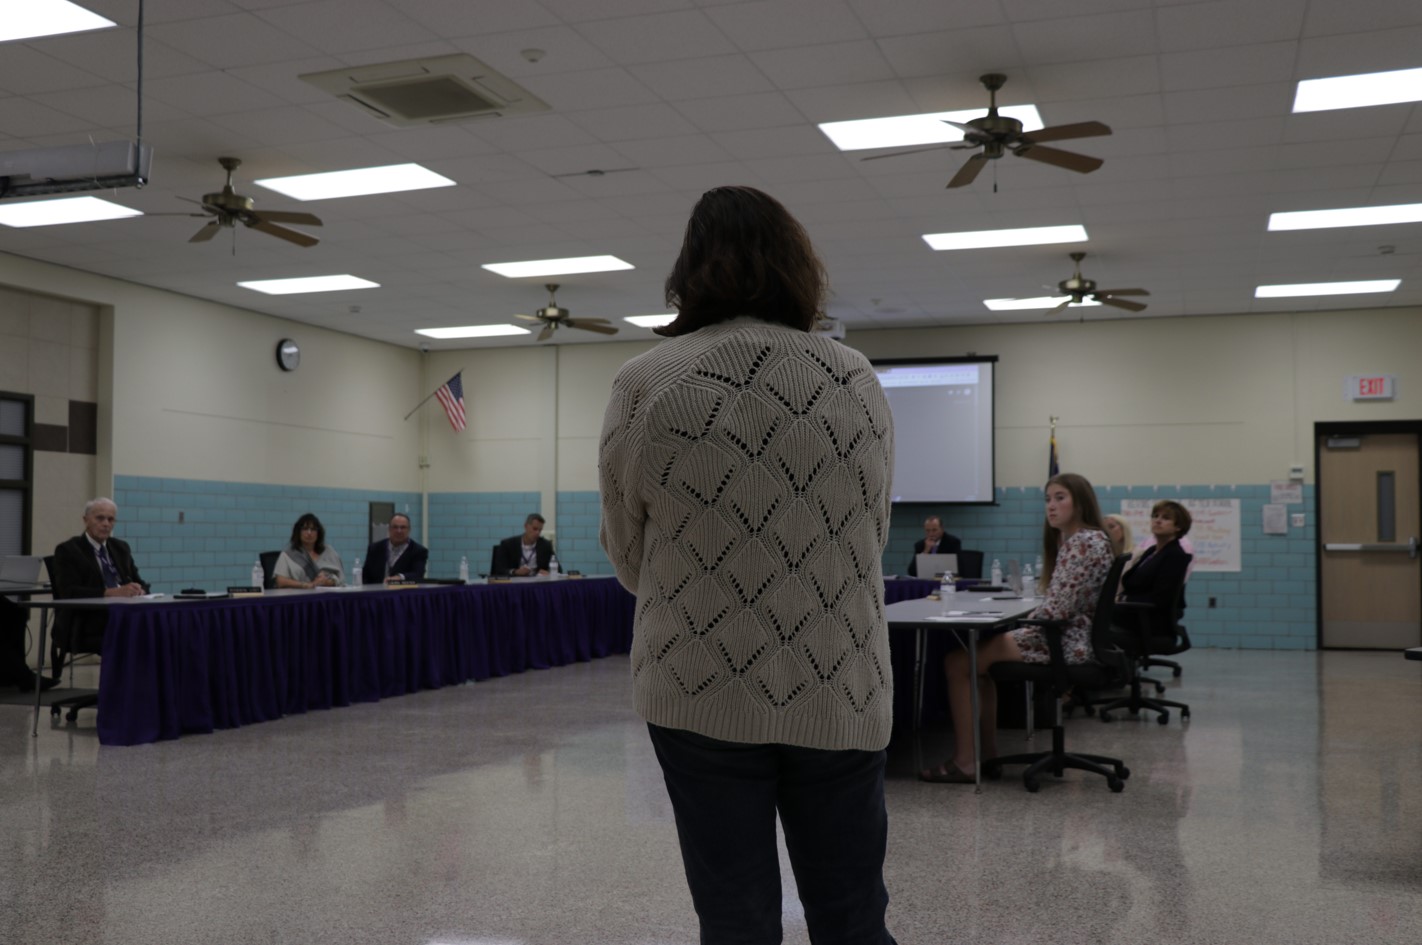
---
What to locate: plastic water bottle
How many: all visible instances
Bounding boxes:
[939,570,956,616]
[549,554,560,578]
[458,556,470,583]
[990,558,1003,586]
[351,557,362,587]
[1022,562,1035,596]
[1035,554,1044,576]
[250,559,264,591]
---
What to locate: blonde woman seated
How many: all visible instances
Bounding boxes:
[1104,513,1135,559]
[921,473,1114,783]
[273,512,345,589]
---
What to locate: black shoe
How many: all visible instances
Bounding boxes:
[16,672,58,694]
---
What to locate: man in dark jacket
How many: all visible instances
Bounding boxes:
[51,497,148,677]
[362,512,429,583]
[494,513,556,576]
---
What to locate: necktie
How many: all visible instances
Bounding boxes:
[97,544,121,588]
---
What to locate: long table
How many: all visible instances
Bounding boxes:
[20,578,635,746]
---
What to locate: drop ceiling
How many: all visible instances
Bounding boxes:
[1,0,1420,349]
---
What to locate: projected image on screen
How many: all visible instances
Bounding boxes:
[873,359,995,503]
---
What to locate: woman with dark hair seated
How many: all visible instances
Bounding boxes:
[273,513,345,589]
[921,472,1114,783]
[1119,500,1193,617]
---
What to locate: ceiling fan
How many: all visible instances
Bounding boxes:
[1048,252,1149,314]
[863,73,1112,189]
[182,157,323,247]
[514,284,620,342]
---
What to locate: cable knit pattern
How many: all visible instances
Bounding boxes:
[599,318,895,751]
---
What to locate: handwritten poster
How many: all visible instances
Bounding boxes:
[1119,498,1241,572]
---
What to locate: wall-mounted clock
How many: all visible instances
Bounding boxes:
[276,339,301,371]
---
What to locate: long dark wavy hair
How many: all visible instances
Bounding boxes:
[289,512,326,555]
[657,185,828,337]
[1041,473,1105,585]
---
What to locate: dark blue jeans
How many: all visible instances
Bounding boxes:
[647,723,897,945]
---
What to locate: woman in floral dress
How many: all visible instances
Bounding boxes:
[920,472,1114,782]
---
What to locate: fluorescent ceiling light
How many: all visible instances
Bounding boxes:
[1293,67,1422,113]
[482,255,634,278]
[1255,280,1400,298]
[983,296,1102,311]
[0,196,141,228]
[415,325,531,339]
[238,275,379,295]
[624,314,677,328]
[1,0,115,43]
[923,225,1088,251]
[254,163,456,201]
[819,106,1044,151]
[1268,203,1422,230]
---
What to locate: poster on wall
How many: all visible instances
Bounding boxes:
[1120,498,1241,572]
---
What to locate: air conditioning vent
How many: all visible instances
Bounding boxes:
[301,54,549,127]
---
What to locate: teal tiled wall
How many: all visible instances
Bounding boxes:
[113,476,421,594]
[556,491,615,576]
[888,483,1318,650]
[426,491,541,579]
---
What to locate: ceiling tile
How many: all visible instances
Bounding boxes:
[574,10,738,64]
[876,27,1022,80]
[625,55,774,101]
[748,40,896,91]
[569,103,702,141]
[146,13,325,68]
[1012,10,1159,65]
[673,92,805,133]
[704,0,869,51]
[846,0,1007,34]
[518,68,661,111]
[1159,42,1298,92]
[255,1,438,53]
[1156,0,1308,53]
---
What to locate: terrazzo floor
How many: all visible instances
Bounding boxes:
[3,648,1419,944]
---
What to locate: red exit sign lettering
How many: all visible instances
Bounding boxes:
[1346,375,1395,400]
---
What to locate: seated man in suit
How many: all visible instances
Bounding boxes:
[494,513,556,577]
[51,497,148,678]
[362,512,429,584]
[906,515,962,577]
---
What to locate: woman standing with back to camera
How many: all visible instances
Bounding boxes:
[599,186,898,945]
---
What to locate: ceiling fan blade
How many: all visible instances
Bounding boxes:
[1015,144,1104,174]
[537,323,555,342]
[860,143,957,162]
[1021,121,1112,144]
[1093,288,1149,297]
[247,219,319,247]
[1097,295,1147,312]
[253,210,323,227]
[177,195,203,206]
[566,319,620,335]
[940,119,980,135]
[1047,298,1073,315]
[514,313,542,322]
[946,153,989,188]
[189,222,221,243]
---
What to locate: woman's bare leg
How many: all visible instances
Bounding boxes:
[943,634,1021,774]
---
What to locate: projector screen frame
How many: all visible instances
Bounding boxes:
[871,354,998,507]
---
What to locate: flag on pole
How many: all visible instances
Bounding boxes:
[1048,420,1060,478]
[435,371,466,432]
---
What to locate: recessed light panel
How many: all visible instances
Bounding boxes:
[923,225,1088,251]
[254,163,456,201]
[624,314,677,328]
[238,275,379,295]
[1255,280,1400,298]
[819,106,1044,151]
[415,325,531,339]
[1268,204,1422,230]
[0,196,141,228]
[1,0,115,43]
[482,255,634,278]
[983,296,1102,311]
[1293,67,1422,113]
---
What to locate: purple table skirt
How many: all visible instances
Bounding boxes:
[97,579,635,746]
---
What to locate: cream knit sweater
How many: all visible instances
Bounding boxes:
[599,317,895,751]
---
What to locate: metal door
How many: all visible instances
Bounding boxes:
[1319,432,1421,649]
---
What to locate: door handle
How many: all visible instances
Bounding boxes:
[1324,540,1418,557]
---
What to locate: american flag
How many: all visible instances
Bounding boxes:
[435,371,466,432]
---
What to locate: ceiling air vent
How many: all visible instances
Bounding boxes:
[300,54,549,127]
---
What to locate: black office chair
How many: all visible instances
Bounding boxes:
[1097,580,1192,725]
[984,553,1134,793]
[1140,595,1193,680]
[952,549,983,580]
[259,550,281,589]
[43,554,101,723]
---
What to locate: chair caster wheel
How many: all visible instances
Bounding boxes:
[1116,765,1131,780]
[1128,707,1140,717]
[1083,705,1096,717]
[1024,778,1040,793]
[1154,683,1166,695]
[1100,712,1114,723]
[983,764,1003,781]
[50,706,60,718]
[1108,776,1125,793]
[1172,667,1183,678]
[1157,712,1169,724]
[1181,708,1191,720]
[66,708,79,722]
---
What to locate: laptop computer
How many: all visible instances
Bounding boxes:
[0,555,44,586]
[915,553,958,579]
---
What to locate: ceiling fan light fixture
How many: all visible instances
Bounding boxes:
[238,275,379,295]
[624,314,677,328]
[416,325,531,339]
[1268,203,1422,231]
[255,164,456,201]
[819,105,1043,151]
[482,255,634,278]
[923,225,1088,251]
[2,0,114,43]
[1255,280,1401,298]
[1293,66,1422,113]
[983,296,1101,311]
[0,196,141,228]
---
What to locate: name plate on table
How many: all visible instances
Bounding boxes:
[227,586,263,598]
[385,580,418,588]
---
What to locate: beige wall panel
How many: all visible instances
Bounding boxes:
[32,452,95,555]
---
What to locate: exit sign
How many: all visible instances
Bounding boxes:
[1346,375,1395,400]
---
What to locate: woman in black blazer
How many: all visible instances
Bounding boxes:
[1119,500,1193,621]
